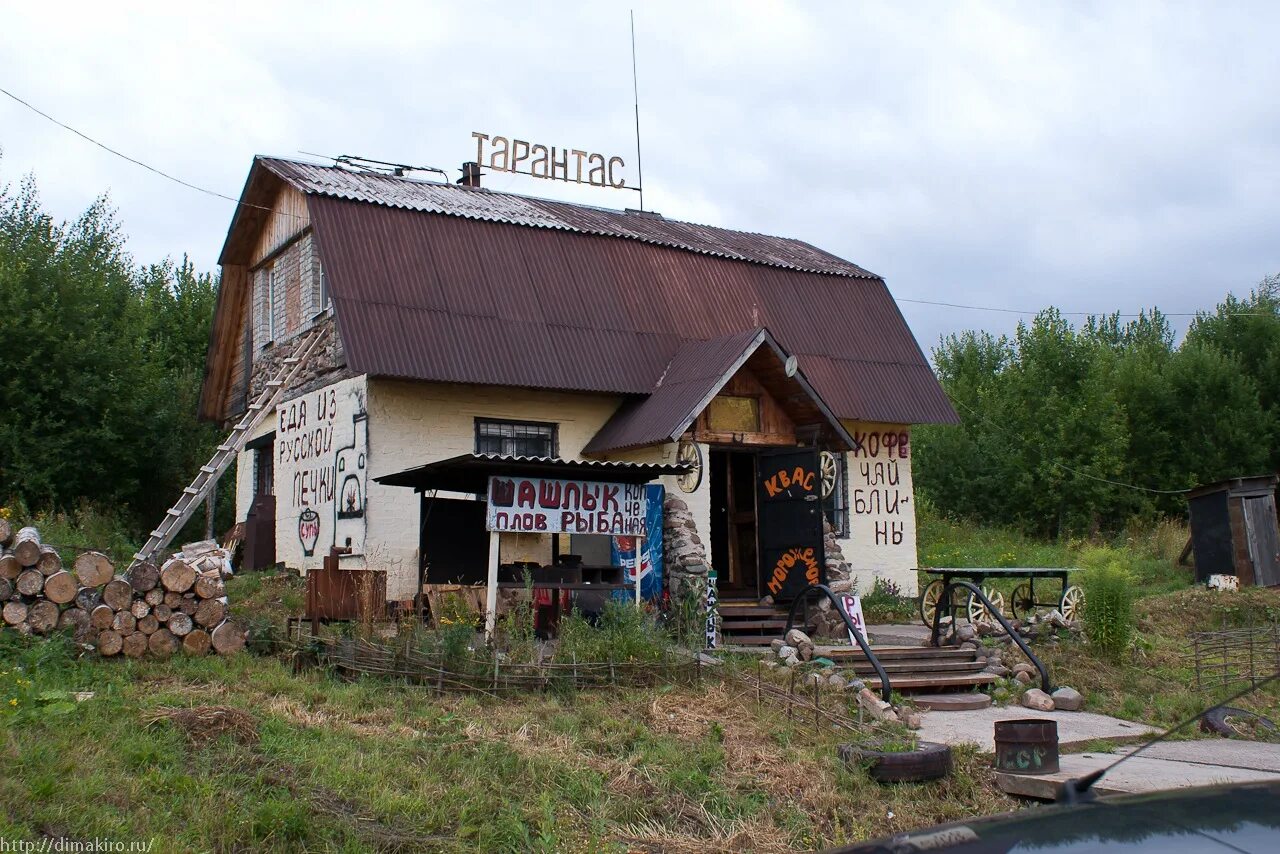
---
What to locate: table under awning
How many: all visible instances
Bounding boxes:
[376,454,690,636]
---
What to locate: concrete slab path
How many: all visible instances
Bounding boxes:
[917,705,1159,752]
[995,745,1280,799]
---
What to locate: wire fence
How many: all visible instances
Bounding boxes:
[296,634,704,697]
[1191,624,1280,693]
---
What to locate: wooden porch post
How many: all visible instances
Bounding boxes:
[485,530,501,639]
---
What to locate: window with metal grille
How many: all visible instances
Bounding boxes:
[824,452,849,538]
[474,418,558,458]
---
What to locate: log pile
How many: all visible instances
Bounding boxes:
[0,525,245,657]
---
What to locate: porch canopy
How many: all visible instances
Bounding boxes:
[375,452,689,494]
[376,453,690,637]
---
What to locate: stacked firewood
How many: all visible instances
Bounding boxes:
[0,520,245,657]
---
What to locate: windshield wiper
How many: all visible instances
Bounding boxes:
[1059,669,1280,804]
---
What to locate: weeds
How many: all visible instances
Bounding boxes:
[1080,557,1136,662]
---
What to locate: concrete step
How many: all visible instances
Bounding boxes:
[864,672,999,692]
[824,646,978,662]
[912,692,993,711]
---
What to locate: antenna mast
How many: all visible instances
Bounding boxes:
[631,10,645,211]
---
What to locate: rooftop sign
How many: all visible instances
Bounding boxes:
[472,132,628,189]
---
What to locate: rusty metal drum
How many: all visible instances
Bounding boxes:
[993,719,1059,775]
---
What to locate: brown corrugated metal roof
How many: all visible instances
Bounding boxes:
[305,192,959,426]
[255,157,878,279]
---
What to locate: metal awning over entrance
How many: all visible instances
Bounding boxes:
[374,453,689,494]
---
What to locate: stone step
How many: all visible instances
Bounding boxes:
[912,692,993,711]
[863,672,999,692]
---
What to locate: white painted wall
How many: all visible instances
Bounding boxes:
[836,422,919,596]
[364,379,676,601]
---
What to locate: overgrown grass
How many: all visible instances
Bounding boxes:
[0,633,1018,852]
[0,500,141,566]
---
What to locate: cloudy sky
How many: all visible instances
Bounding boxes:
[3,1,1278,353]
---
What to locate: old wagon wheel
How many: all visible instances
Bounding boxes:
[819,451,840,499]
[918,580,963,628]
[1059,585,1085,622]
[676,441,703,494]
[966,586,1006,627]
[1009,583,1036,620]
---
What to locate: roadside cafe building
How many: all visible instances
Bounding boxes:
[198,154,958,644]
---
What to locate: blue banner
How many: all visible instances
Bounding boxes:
[611,483,664,602]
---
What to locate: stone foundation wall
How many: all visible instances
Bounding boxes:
[663,495,718,646]
[812,519,856,638]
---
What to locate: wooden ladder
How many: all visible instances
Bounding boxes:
[130,323,332,569]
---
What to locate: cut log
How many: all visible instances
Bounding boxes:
[167,612,194,637]
[16,568,44,597]
[12,527,41,566]
[102,579,133,612]
[0,577,10,601]
[160,559,196,593]
[0,517,12,547]
[90,604,115,630]
[122,631,148,658]
[3,600,29,626]
[194,574,225,600]
[74,551,114,588]
[211,620,246,655]
[137,614,159,635]
[194,598,226,628]
[179,597,199,616]
[27,600,59,634]
[43,570,78,604]
[144,587,165,606]
[58,607,92,641]
[130,600,151,620]
[163,591,182,609]
[75,586,103,612]
[182,629,211,655]
[127,561,160,592]
[112,611,137,635]
[148,629,178,658]
[36,545,62,576]
[0,553,20,580]
[98,629,123,656]
[153,603,172,622]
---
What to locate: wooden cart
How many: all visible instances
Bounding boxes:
[918,567,1083,627]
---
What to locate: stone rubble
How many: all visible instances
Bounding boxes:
[1021,688,1055,711]
[1051,686,1085,711]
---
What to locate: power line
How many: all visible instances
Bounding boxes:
[952,398,1192,495]
[896,295,1268,319]
[0,84,298,220]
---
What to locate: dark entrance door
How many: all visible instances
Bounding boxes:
[710,450,760,598]
[756,448,825,601]
[243,440,277,570]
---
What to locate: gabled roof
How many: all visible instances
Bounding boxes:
[205,157,959,427]
[241,156,878,279]
[584,328,856,454]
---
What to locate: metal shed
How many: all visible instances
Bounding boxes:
[1187,475,1280,588]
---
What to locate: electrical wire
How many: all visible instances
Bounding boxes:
[0,84,301,220]
[952,398,1192,495]
[896,296,1269,319]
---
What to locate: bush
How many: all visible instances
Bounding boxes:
[860,577,915,623]
[1080,559,1136,661]
[554,600,671,664]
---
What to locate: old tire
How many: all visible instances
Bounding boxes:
[1200,706,1277,738]
[838,741,953,783]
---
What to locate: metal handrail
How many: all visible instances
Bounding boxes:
[783,583,892,703]
[930,579,1051,693]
